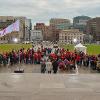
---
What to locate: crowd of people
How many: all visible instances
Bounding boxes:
[40,47,100,73]
[0,44,100,73]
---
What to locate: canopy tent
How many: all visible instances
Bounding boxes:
[74,43,87,54]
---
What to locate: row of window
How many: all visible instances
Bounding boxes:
[59,33,82,36]
[0,37,9,41]
[33,32,41,34]
[60,35,82,37]
[0,36,17,41]
[59,36,82,40]
[59,40,83,43]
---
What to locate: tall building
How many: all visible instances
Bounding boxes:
[34,23,51,40]
[50,18,71,30]
[73,16,91,32]
[59,29,84,43]
[50,18,71,41]
[24,19,32,41]
[0,16,32,43]
[31,30,43,41]
[14,17,32,41]
[86,17,100,42]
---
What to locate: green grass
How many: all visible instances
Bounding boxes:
[0,43,100,55]
[62,44,74,52]
[62,44,100,55]
[0,44,32,53]
[86,44,100,55]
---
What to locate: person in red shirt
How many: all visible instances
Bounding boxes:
[76,54,81,66]
[34,52,38,64]
[2,53,7,66]
[37,52,42,64]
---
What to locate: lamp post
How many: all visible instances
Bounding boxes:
[73,38,78,46]
[13,38,18,43]
[73,38,77,44]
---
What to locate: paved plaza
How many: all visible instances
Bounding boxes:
[0,64,99,100]
[0,73,100,100]
[0,64,97,74]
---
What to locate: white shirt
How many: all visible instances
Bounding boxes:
[46,61,52,71]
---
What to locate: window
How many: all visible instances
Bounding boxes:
[65,36,67,40]
[68,36,70,40]
[4,37,5,40]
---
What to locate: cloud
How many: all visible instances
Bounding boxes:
[0,0,100,24]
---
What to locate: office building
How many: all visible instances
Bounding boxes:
[34,23,51,40]
[86,17,100,42]
[31,30,43,41]
[59,29,84,43]
[50,18,71,41]
[73,16,91,32]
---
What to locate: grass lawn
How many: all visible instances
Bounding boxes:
[0,44,32,53]
[0,43,100,55]
[62,44,100,55]
[86,44,100,55]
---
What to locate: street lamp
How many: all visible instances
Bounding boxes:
[13,38,18,43]
[73,38,77,43]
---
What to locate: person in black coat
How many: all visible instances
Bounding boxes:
[0,54,3,66]
[52,60,58,74]
[41,61,46,73]
[9,52,13,66]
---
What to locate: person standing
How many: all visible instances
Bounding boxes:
[52,60,58,74]
[46,59,52,74]
[0,54,3,66]
[41,61,46,73]
[2,53,7,66]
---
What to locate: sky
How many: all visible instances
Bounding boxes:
[0,0,100,25]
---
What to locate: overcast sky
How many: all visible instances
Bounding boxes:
[0,0,100,25]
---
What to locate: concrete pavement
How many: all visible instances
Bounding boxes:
[0,63,97,74]
[0,73,100,100]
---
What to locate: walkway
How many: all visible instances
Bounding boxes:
[0,73,100,100]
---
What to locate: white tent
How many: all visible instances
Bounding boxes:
[74,43,87,54]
